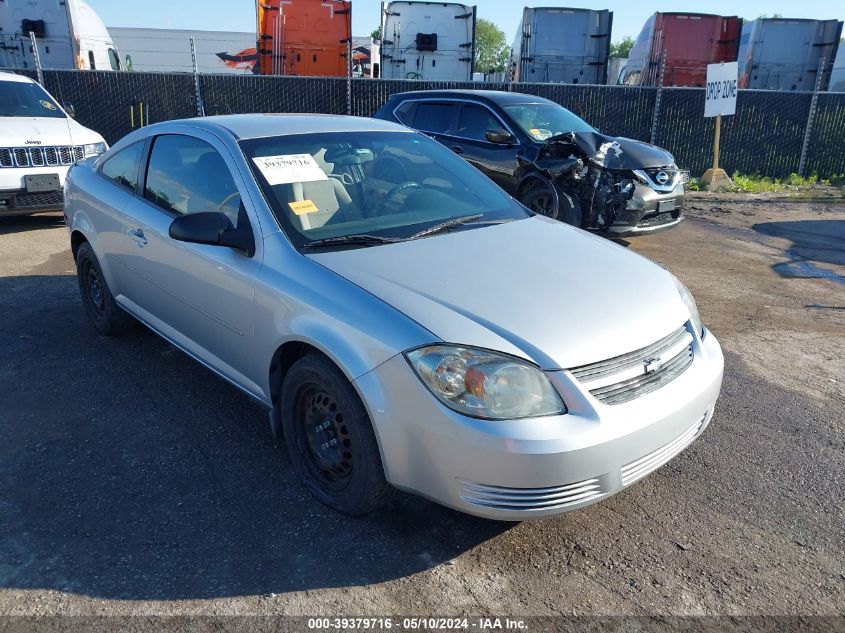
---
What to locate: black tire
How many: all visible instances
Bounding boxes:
[281,353,396,515]
[75,242,135,336]
[520,180,584,228]
[519,180,559,220]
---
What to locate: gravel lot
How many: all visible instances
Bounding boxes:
[0,193,843,621]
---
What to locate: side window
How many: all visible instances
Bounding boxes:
[100,142,144,192]
[412,102,454,134]
[456,104,502,142]
[108,48,121,71]
[394,100,416,125]
[144,135,242,224]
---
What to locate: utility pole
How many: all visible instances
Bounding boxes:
[29,31,44,85]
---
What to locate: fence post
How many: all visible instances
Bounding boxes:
[650,50,667,145]
[29,31,44,85]
[346,38,353,115]
[798,57,825,177]
[190,36,205,117]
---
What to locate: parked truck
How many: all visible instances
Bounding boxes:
[256,0,351,76]
[738,18,843,91]
[620,12,741,87]
[510,7,612,85]
[379,1,476,81]
[0,0,122,71]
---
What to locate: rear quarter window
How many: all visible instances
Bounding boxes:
[100,142,144,192]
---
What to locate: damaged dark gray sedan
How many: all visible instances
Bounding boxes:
[373,90,687,237]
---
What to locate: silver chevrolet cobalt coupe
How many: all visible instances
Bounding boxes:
[65,115,723,520]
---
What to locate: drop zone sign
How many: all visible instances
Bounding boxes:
[704,62,738,118]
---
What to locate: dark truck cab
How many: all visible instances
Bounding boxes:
[373,89,685,237]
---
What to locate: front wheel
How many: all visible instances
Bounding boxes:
[281,354,396,515]
[519,180,583,228]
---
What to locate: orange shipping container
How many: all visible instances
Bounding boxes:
[257,0,351,76]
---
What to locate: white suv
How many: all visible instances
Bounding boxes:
[0,71,107,217]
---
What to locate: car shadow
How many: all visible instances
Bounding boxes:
[0,272,510,601]
[0,213,65,235]
[753,220,845,286]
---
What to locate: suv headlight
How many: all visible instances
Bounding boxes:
[83,142,107,157]
[672,275,704,338]
[405,345,565,420]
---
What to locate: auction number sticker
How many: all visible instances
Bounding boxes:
[252,154,328,185]
[39,99,57,111]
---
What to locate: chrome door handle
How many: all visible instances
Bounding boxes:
[128,228,147,246]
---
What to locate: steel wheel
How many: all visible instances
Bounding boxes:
[82,259,106,320]
[294,384,354,491]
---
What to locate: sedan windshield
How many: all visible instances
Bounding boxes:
[504,103,594,141]
[241,131,529,249]
[0,80,65,119]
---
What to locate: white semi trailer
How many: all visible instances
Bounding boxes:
[0,0,122,71]
[379,1,476,81]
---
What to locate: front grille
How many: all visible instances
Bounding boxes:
[0,146,83,168]
[458,478,604,512]
[638,210,680,228]
[0,190,63,210]
[570,325,694,405]
[643,166,679,184]
[621,413,706,486]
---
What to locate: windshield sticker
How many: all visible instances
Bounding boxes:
[252,154,328,186]
[39,100,57,111]
[529,128,553,141]
[288,199,319,215]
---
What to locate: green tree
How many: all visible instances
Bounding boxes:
[371,26,382,41]
[474,18,509,74]
[609,36,634,59]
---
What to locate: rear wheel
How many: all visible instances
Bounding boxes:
[75,242,135,336]
[281,353,396,515]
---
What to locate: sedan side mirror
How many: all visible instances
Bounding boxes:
[63,103,76,118]
[485,129,515,145]
[169,211,255,256]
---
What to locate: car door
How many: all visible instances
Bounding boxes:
[448,103,522,195]
[116,131,263,397]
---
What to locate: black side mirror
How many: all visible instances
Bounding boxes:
[485,129,515,145]
[169,211,255,256]
[63,103,76,118]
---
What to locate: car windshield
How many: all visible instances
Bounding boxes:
[0,80,65,119]
[241,131,529,249]
[504,103,594,141]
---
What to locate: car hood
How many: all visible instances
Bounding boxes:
[308,217,690,370]
[0,116,103,147]
[567,131,675,170]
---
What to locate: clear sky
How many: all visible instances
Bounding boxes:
[87,0,844,41]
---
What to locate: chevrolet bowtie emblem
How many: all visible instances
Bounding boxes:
[644,357,663,374]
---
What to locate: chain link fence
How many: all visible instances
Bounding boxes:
[4,68,845,179]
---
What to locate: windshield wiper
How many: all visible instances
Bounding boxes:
[302,234,403,249]
[409,214,484,240]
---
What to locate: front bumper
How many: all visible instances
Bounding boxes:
[355,326,723,521]
[0,189,64,216]
[608,181,685,237]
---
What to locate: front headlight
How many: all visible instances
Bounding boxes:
[83,142,107,157]
[405,345,565,420]
[672,275,704,338]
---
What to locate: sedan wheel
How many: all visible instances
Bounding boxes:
[76,242,135,336]
[281,354,396,515]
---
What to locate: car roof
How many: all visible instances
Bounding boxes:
[391,89,556,107]
[178,114,411,140]
[0,71,37,84]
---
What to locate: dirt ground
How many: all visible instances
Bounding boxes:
[0,192,843,623]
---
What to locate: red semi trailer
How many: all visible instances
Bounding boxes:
[620,12,741,87]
